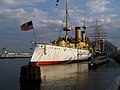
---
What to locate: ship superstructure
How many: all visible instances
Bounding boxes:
[30,0,92,65]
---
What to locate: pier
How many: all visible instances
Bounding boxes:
[111,50,120,64]
[0,48,32,59]
[0,52,32,59]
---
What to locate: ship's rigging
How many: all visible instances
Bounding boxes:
[89,18,107,52]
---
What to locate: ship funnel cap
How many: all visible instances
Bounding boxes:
[75,27,81,30]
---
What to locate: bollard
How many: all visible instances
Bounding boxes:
[20,62,41,83]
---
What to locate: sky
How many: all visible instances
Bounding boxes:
[0,0,120,52]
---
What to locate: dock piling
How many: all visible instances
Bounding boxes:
[20,62,41,83]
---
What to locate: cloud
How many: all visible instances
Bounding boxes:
[0,0,47,8]
[0,7,49,25]
[0,7,65,49]
[86,0,112,13]
[16,0,47,6]
[0,8,27,20]
[0,0,15,6]
[0,0,120,50]
[98,14,117,23]
[105,20,120,47]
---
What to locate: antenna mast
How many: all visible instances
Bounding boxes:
[82,7,88,43]
[82,7,87,33]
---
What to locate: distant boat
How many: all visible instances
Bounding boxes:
[0,48,32,59]
[30,0,92,65]
[0,53,32,59]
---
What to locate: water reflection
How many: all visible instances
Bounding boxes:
[0,58,120,90]
[40,62,89,90]
[20,62,89,90]
[19,61,120,90]
[20,82,41,90]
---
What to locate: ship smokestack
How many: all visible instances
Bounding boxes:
[75,27,81,42]
[81,31,86,42]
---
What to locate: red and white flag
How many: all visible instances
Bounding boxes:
[20,21,33,31]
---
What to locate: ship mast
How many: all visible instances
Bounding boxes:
[95,18,100,50]
[65,0,68,41]
[63,0,71,42]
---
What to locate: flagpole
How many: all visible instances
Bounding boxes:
[20,20,37,44]
[31,20,37,44]
[33,28,37,44]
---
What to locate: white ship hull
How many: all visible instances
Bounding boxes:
[31,44,91,65]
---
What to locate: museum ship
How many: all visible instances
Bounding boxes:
[30,0,92,65]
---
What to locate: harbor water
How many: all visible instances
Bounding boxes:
[0,58,120,90]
